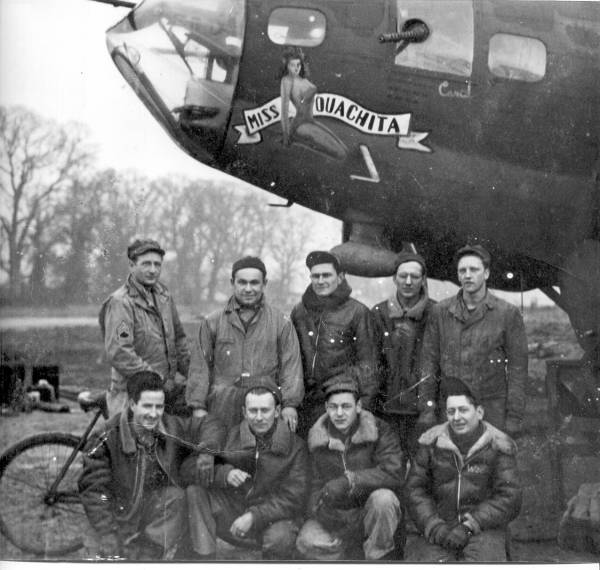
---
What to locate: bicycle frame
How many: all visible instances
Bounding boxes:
[46,407,104,502]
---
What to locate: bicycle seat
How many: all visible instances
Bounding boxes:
[78,391,109,419]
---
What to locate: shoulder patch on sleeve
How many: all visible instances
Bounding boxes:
[117,320,131,341]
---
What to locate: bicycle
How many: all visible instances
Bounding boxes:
[0,391,108,557]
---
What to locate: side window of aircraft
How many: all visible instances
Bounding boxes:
[488,34,547,82]
[268,8,326,47]
[394,0,473,77]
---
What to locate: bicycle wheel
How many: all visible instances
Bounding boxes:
[0,432,87,556]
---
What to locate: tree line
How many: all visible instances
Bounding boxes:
[0,105,317,311]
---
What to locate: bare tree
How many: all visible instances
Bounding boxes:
[0,106,93,301]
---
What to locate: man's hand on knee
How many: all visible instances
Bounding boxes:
[429,522,452,546]
[230,512,254,539]
[226,468,251,488]
[442,524,472,550]
[321,477,351,507]
[195,453,215,486]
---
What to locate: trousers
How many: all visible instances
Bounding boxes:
[85,485,187,560]
[405,528,507,562]
[296,489,401,560]
[186,485,299,558]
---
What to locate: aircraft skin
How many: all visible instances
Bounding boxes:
[104,0,600,353]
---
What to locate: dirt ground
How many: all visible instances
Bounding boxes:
[0,305,599,562]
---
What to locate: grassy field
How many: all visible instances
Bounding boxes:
[0,305,598,562]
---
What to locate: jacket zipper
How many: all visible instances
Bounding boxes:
[117,452,146,522]
[453,446,485,523]
[453,453,462,522]
[246,447,259,500]
[310,316,323,377]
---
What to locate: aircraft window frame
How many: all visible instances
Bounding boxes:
[488,33,547,83]
[394,0,474,78]
[268,8,327,47]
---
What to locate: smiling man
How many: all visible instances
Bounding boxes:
[371,251,435,459]
[296,374,405,560]
[79,371,225,560]
[405,378,522,562]
[185,378,309,560]
[418,245,528,438]
[99,238,191,416]
[291,251,377,437]
[186,256,303,431]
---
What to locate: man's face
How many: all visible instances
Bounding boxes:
[232,268,266,307]
[243,392,280,436]
[129,251,163,288]
[446,395,483,435]
[310,263,343,297]
[325,392,361,434]
[393,261,424,301]
[457,255,489,296]
[129,390,165,432]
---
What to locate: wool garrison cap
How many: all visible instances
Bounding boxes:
[456,244,491,267]
[306,251,341,272]
[323,372,360,399]
[395,251,427,274]
[127,239,165,260]
[440,376,479,405]
[243,376,282,405]
[231,256,267,278]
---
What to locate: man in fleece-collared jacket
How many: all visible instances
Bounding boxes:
[405,378,522,562]
[296,374,405,561]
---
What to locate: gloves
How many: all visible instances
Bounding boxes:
[97,532,120,558]
[321,476,351,507]
[195,453,215,487]
[443,524,472,550]
[429,523,452,546]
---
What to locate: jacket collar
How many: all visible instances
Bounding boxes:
[301,278,352,313]
[418,421,517,458]
[125,275,168,307]
[225,295,265,314]
[386,285,429,321]
[119,410,167,455]
[448,290,497,321]
[237,418,292,456]
[307,410,379,453]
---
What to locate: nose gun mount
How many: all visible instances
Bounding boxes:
[379,19,430,56]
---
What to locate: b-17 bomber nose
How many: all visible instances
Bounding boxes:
[106,0,245,165]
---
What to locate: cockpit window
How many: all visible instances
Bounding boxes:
[394,0,473,77]
[268,8,326,47]
[488,34,546,82]
[106,0,245,161]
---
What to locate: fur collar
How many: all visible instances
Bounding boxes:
[418,421,517,458]
[307,410,379,453]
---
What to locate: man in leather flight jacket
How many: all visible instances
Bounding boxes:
[78,371,225,560]
[291,251,376,437]
[405,378,521,562]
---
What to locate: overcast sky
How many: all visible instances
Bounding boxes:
[0,0,212,176]
[0,0,553,306]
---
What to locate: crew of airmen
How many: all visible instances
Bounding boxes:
[83,238,527,561]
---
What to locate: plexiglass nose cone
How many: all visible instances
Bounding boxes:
[106,0,245,164]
